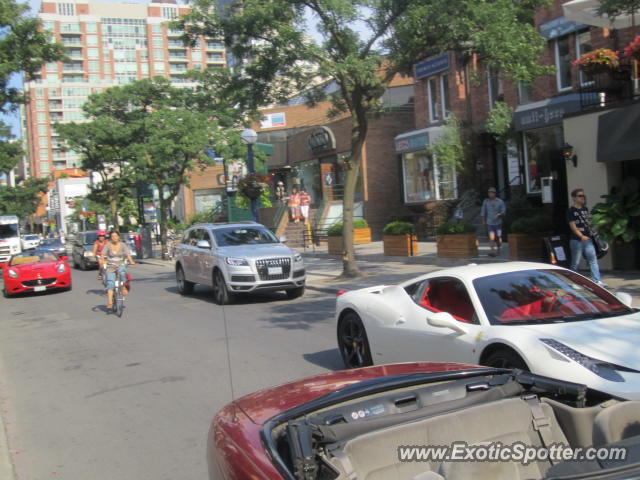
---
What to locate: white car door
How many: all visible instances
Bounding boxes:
[194,228,215,285]
[372,277,482,365]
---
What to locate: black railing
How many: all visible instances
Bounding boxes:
[578,65,639,110]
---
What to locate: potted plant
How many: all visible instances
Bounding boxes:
[573,48,620,75]
[507,214,553,261]
[383,220,417,256]
[436,221,477,258]
[623,35,640,62]
[327,219,371,254]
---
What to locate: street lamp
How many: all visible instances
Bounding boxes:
[240,128,259,222]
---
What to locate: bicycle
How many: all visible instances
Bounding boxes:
[103,263,130,317]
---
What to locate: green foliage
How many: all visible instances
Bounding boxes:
[436,221,476,235]
[592,190,640,243]
[327,219,369,236]
[510,214,553,235]
[597,0,640,21]
[485,102,514,139]
[0,177,48,217]
[427,115,465,171]
[383,220,416,235]
[235,187,272,210]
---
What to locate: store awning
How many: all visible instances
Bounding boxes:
[513,93,582,131]
[597,103,640,163]
[256,142,274,156]
[563,0,639,29]
[394,126,443,153]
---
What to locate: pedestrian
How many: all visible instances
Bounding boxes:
[480,187,506,257]
[287,187,301,223]
[275,181,286,202]
[567,188,604,286]
[299,188,311,223]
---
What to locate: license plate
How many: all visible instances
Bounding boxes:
[34,286,46,292]
[268,266,283,276]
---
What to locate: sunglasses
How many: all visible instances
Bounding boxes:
[576,194,585,197]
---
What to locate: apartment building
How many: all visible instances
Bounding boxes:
[22,0,226,179]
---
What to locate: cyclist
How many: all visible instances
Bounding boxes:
[100,230,135,311]
[92,230,108,280]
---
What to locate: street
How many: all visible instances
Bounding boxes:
[0,263,341,480]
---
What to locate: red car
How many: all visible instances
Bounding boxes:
[2,249,72,297]
[208,362,640,480]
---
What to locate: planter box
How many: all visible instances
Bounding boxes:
[508,234,545,261]
[437,234,478,258]
[383,234,418,256]
[327,228,372,254]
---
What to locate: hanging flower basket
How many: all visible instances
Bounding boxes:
[237,173,270,200]
[623,35,640,62]
[573,48,620,75]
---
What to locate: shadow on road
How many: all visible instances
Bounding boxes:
[259,297,335,330]
[303,349,343,371]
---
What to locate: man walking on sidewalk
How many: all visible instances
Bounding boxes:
[481,187,506,257]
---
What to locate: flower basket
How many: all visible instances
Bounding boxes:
[573,48,620,75]
[237,173,270,200]
[623,35,640,62]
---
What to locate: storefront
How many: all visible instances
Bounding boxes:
[394,126,457,204]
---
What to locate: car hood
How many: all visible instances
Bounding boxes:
[233,362,479,425]
[216,243,294,259]
[10,261,60,275]
[519,313,640,368]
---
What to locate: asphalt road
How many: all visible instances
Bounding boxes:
[0,263,341,480]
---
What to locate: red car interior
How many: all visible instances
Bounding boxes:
[421,281,475,323]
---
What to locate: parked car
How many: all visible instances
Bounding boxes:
[175,222,306,304]
[39,238,67,257]
[208,362,640,479]
[21,234,41,250]
[71,230,99,270]
[3,249,71,297]
[335,262,640,400]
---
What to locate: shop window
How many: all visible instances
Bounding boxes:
[194,189,222,213]
[576,30,593,86]
[555,37,573,91]
[402,151,457,203]
[523,127,563,194]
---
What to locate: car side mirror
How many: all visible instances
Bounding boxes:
[59,255,69,261]
[279,235,288,244]
[196,239,211,249]
[427,312,467,334]
[615,292,633,308]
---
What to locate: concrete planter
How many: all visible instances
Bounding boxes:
[383,234,418,256]
[508,234,545,261]
[327,228,372,254]
[437,234,478,258]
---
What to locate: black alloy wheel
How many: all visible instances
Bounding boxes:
[483,350,529,371]
[212,270,233,305]
[176,266,194,295]
[338,312,373,369]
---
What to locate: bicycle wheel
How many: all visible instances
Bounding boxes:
[114,285,124,317]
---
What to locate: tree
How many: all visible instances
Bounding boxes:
[0,124,22,176]
[0,176,48,217]
[178,0,552,278]
[597,0,640,25]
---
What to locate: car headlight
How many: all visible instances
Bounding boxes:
[294,253,303,263]
[83,250,92,257]
[225,257,249,266]
[540,338,639,382]
[57,263,66,273]
[7,269,18,278]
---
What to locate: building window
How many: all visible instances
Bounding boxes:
[194,189,223,213]
[60,22,80,33]
[154,62,165,72]
[37,125,47,135]
[40,161,50,173]
[162,6,178,19]
[428,78,439,122]
[35,88,44,98]
[88,61,100,72]
[192,62,202,71]
[488,67,503,108]
[40,149,49,159]
[46,62,58,73]
[518,82,533,105]
[576,30,593,86]
[140,63,149,74]
[37,113,46,123]
[39,137,48,148]
[87,48,99,59]
[36,100,45,110]
[42,21,55,31]
[555,37,573,91]
[85,22,98,33]
[153,37,164,47]
[401,151,457,202]
[153,49,164,59]
[151,24,162,34]
[86,35,98,47]
[57,3,75,15]
[440,73,451,119]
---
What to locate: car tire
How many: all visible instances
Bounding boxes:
[73,255,79,269]
[176,266,194,295]
[483,349,529,371]
[3,288,10,298]
[79,257,87,271]
[337,312,373,369]
[286,285,305,299]
[212,270,234,305]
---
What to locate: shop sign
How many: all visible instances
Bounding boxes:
[414,54,450,79]
[395,133,429,153]
[217,174,226,185]
[513,94,581,131]
[261,112,286,129]
[307,126,336,155]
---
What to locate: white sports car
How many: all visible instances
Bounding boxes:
[336,262,640,400]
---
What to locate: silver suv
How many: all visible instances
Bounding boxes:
[174,222,306,304]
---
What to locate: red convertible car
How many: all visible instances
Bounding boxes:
[2,249,72,297]
[209,362,640,480]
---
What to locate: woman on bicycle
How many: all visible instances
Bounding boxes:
[92,230,108,280]
[100,230,135,310]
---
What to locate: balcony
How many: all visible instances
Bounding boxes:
[578,65,640,110]
[167,29,182,37]
[168,54,188,62]
[48,101,63,110]
[60,36,82,46]
[205,42,224,50]
[62,62,84,73]
[48,89,62,99]
[167,41,187,50]
[169,66,188,74]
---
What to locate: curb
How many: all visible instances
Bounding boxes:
[301,251,510,267]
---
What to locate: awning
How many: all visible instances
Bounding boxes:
[513,93,582,131]
[563,0,639,29]
[394,126,443,153]
[597,102,640,163]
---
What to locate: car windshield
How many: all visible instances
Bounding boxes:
[83,233,98,245]
[10,251,58,265]
[0,224,18,239]
[214,227,278,246]
[25,235,39,241]
[473,269,633,325]
[41,239,63,247]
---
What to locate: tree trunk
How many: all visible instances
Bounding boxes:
[110,197,118,230]
[341,113,367,278]
[158,195,168,260]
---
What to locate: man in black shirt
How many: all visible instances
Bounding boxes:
[567,188,603,285]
